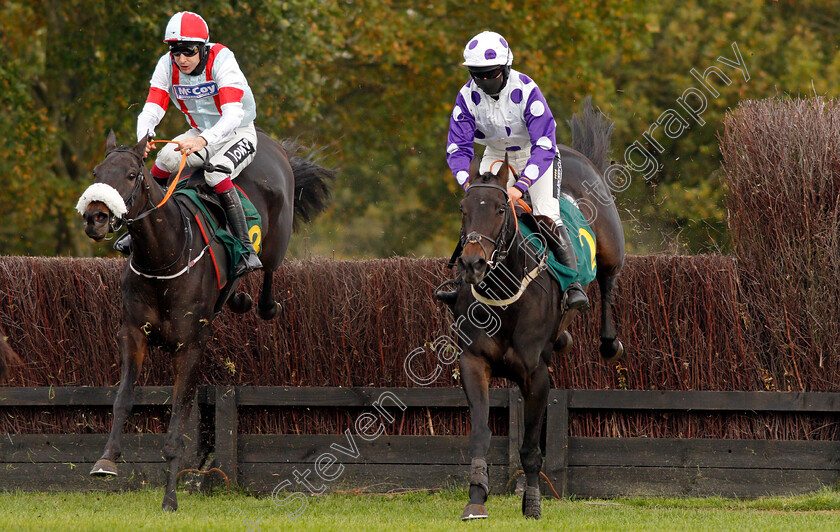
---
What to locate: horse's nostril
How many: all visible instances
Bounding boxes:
[95,213,108,224]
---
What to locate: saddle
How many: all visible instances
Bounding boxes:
[170,168,262,288]
[515,195,598,291]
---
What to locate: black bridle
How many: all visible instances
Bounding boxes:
[460,183,517,268]
[102,147,158,231]
[101,146,194,275]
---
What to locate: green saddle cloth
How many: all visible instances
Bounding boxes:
[173,181,262,278]
[517,196,597,290]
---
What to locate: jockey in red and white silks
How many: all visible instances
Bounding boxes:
[133,11,262,276]
[136,18,257,189]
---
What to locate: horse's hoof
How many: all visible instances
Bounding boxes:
[258,301,281,320]
[228,293,253,314]
[89,459,118,477]
[600,337,625,363]
[162,496,178,512]
[461,503,488,520]
[553,330,573,354]
[522,486,541,519]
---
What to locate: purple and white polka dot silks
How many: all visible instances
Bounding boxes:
[446,68,556,191]
[462,31,514,68]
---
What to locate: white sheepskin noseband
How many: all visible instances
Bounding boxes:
[76,183,128,218]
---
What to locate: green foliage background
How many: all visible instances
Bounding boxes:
[1,0,837,257]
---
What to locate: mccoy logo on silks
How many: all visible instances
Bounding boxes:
[174,82,219,100]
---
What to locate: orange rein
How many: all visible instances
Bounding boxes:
[487,158,532,215]
[147,139,189,208]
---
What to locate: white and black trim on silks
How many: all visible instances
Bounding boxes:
[553,154,562,199]
[223,137,256,170]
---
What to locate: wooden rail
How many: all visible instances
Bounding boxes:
[0,386,838,497]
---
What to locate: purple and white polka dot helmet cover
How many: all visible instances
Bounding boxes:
[462,31,513,68]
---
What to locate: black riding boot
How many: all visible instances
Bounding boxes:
[218,187,263,277]
[114,232,132,256]
[536,216,590,312]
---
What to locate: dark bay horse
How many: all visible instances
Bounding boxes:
[452,100,624,519]
[79,130,334,510]
[0,325,20,382]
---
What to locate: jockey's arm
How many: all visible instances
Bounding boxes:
[446,90,477,191]
[136,54,172,142]
[519,84,557,192]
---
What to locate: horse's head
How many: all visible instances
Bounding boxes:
[77,131,149,241]
[457,155,516,285]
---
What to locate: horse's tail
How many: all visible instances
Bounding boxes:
[568,95,614,176]
[281,141,337,229]
[0,327,20,382]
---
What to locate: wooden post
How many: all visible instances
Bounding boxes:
[215,385,238,486]
[544,389,569,497]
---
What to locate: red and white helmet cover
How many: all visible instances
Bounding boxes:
[163,11,209,44]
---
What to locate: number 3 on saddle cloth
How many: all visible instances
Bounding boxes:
[518,195,597,291]
[173,170,262,289]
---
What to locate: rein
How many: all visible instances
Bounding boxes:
[462,182,546,306]
[104,143,200,279]
[105,143,187,226]
[462,183,515,267]
[148,140,188,208]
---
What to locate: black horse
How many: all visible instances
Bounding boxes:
[80,130,334,510]
[452,99,625,519]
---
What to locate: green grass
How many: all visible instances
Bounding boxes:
[1,488,840,531]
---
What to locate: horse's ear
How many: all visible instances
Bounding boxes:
[497,153,510,183]
[467,155,481,184]
[133,134,149,158]
[106,130,117,152]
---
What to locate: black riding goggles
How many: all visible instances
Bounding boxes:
[469,67,503,80]
[170,44,201,58]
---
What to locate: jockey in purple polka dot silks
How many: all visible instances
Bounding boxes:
[118,11,261,277]
[436,31,589,312]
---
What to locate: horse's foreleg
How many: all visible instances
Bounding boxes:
[459,352,492,520]
[519,363,549,519]
[90,326,147,477]
[597,272,624,362]
[257,268,280,320]
[161,347,202,512]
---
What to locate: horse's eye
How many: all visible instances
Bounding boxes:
[128,173,137,180]
[497,206,506,216]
